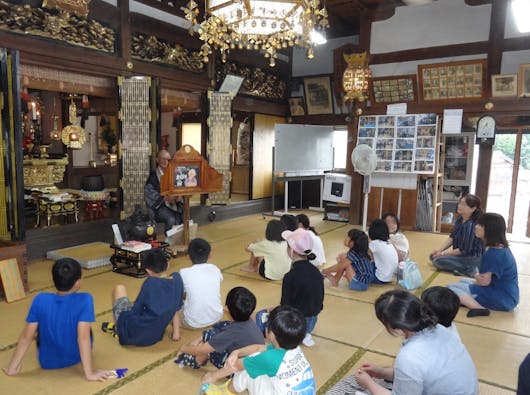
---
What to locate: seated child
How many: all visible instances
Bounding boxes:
[175,286,264,369]
[421,286,461,340]
[322,229,374,291]
[296,214,326,266]
[3,258,111,381]
[382,212,410,262]
[180,238,224,328]
[448,213,519,317]
[201,305,315,395]
[105,248,184,346]
[255,228,324,348]
[241,220,291,280]
[280,213,298,231]
[368,219,398,284]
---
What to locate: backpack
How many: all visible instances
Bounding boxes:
[398,259,423,290]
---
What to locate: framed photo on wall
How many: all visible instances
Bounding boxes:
[288,97,306,116]
[519,64,530,97]
[370,74,417,104]
[491,74,518,97]
[418,59,487,102]
[303,75,334,115]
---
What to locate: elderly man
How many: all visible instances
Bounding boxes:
[144,150,183,232]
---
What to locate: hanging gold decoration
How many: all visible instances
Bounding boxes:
[61,99,85,149]
[185,0,329,67]
[343,52,372,102]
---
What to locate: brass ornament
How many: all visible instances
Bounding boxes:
[342,52,371,102]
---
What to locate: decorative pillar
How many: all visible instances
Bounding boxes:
[206,91,232,205]
[118,76,151,217]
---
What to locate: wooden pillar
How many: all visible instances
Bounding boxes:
[118,0,131,63]
[347,117,362,225]
[474,144,492,208]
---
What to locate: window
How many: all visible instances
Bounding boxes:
[333,126,348,169]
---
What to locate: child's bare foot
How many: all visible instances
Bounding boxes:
[240,266,257,273]
[202,371,215,384]
[324,273,339,286]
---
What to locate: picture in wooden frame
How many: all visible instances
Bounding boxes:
[303,75,334,115]
[288,97,306,116]
[519,64,530,97]
[370,74,417,104]
[418,59,487,102]
[491,74,518,97]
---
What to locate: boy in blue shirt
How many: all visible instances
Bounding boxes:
[3,258,111,381]
[103,248,184,346]
[201,305,315,395]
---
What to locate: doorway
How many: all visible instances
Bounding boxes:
[486,129,530,242]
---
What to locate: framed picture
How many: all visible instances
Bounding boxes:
[288,97,306,116]
[172,161,202,189]
[491,74,518,97]
[303,75,334,115]
[418,60,487,102]
[370,74,417,104]
[519,64,530,97]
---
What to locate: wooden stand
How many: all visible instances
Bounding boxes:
[110,242,169,278]
[159,145,223,250]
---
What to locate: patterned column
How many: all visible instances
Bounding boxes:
[207,91,232,205]
[118,76,151,217]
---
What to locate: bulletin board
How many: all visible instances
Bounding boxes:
[357,113,438,175]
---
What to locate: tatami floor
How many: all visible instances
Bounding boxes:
[1,211,529,394]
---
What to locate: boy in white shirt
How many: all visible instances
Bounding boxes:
[180,238,223,328]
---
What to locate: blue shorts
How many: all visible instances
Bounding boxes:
[349,278,369,291]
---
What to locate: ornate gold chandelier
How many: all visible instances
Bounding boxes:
[184,0,329,67]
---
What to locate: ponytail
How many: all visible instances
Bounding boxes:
[375,290,437,334]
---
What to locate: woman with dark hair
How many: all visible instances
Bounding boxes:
[355,290,478,395]
[430,194,484,277]
[241,220,291,280]
[296,214,326,266]
[448,213,519,317]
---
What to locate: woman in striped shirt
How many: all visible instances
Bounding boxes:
[430,194,484,277]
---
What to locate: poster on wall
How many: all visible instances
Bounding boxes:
[357,113,438,175]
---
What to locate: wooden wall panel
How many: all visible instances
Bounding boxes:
[251,114,286,199]
[367,187,418,230]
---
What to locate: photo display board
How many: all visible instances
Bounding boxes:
[357,114,438,174]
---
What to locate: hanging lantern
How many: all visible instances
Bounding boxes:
[342,52,372,103]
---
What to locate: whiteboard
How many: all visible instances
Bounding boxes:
[274,124,334,173]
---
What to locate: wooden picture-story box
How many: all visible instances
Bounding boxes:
[0,241,29,298]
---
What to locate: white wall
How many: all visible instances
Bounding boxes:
[72,116,106,167]
[292,36,358,77]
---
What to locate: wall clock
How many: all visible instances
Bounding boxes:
[476,115,496,139]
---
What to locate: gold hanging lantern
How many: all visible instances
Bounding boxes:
[61,98,85,149]
[342,52,371,102]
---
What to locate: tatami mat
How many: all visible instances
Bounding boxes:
[1,211,527,394]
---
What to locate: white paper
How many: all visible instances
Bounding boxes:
[386,103,407,115]
[112,224,123,246]
[442,109,463,134]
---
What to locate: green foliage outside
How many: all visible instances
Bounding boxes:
[494,133,530,170]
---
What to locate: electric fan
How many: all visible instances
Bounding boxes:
[351,144,378,231]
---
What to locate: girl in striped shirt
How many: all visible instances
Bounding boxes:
[322,229,374,291]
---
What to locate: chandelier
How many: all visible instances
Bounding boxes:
[342,52,371,103]
[184,0,329,67]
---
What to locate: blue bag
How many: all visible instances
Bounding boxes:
[398,259,423,290]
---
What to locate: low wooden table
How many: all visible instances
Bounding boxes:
[110,242,169,278]
[36,195,79,227]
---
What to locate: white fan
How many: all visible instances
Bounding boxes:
[351,144,378,231]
